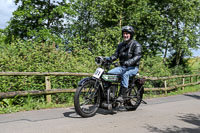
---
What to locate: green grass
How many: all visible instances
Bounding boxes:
[188,57,200,73]
[0,102,72,114]
[0,94,74,114]
[144,85,200,99]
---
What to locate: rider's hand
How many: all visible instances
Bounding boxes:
[105,57,112,62]
[124,61,129,67]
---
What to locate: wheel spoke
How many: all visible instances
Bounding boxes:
[80,99,90,106]
[124,85,144,111]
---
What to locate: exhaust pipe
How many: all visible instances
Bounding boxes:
[101,102,112,110]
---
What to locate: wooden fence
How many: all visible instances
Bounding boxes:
[0,72,199,103]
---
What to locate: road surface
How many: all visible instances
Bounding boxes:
[0,92,200,133]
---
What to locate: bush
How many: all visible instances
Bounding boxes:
[139,56,171,88]
[0,39,99,111]
[140,56,171,77]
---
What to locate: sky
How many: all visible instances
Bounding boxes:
[0,0,17,29]
[0,0,199,57]
[192,49,200,57]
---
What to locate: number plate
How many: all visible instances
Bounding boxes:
[93,68,104,79]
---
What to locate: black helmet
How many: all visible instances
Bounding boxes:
[122,26,134,39]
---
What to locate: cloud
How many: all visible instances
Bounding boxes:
[192,49,200,57]
[0,0,17,29]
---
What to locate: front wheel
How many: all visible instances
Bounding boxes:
[124,84,144,111]
[74,79,101,118]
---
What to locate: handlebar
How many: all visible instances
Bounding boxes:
[95,56,119,68]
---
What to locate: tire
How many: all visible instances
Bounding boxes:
[124,85,144,111]
[74,79,101,118]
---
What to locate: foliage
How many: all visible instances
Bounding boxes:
[168,54,193,75]
[66,26,121,56]
[68,0,200,62]
[0,39,96,113]
[188,57,200,73]
[5,0,74,44]
[0,39,96,90]
[140,56,171,77]
[0,29,6,47]
[4,0,200,62]
[144,84,200,99]
[0,95,71,114]
[140,55,171,88]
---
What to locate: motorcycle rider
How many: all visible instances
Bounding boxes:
[106,26,142,102]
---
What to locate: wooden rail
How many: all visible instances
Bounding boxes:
[0,72,199,102]
[0,72,92,76]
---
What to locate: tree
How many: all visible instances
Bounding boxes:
[5,0,200,62]
[5,0,74,44]
[0,29,6,45]
[152,0,200,65]
[66,0,123,55]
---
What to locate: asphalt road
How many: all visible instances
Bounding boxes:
[0,92,200,133]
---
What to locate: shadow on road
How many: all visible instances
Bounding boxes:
[144,113,200,133]
[63,108,118,118]
[97,108,117,115]
[184,93,200,100]
[63,108,81,118]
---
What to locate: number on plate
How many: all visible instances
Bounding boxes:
[93,68,104,79]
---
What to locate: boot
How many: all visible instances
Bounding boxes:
[116,87,128,102]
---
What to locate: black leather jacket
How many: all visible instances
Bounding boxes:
[110,40,142,67]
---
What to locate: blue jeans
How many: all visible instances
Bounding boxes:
[108,66,139,88]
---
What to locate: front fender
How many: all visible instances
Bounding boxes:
[78,77,95,86]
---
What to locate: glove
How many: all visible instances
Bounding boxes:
[105,57,111,62]
[123,61,129,67]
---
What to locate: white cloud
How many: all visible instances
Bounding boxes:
[7,0,14,5]
[0,0,17,29]
[192,49,200,57]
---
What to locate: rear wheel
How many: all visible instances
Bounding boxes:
[74,80,101,118]
[124,84,144,111]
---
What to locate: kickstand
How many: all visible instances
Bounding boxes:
[141,100,147,104]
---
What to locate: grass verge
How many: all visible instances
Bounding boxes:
[144,84,200,99]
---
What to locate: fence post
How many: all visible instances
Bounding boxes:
[182,78,185,90]
[164,80,167,95]
[190,76,192,83]
[45,76,51,103]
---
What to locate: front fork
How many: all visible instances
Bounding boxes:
[107,88,110,104]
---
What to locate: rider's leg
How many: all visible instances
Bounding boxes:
[117,67,139,102]
[121,66,139,88]
[108,66,124,74]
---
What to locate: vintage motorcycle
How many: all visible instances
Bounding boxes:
[74,56,146,118]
